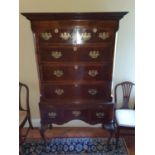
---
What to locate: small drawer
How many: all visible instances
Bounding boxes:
[40,107,63,123]
[90,104,114,123]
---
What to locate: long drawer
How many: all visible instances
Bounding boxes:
[41,82,112,100]
[39,102,114,124]
[38,45,114,63]
[40,63,112,81]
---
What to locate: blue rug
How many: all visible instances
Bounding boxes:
[20,137,129,155]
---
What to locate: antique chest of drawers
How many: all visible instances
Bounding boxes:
[22,12,127,138]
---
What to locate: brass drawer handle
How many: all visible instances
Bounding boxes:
[60,32,71,40]
[55,89,64,95]
[96,112,104,118]
[88,70,98,77]
[99,32,109,40]
[51,51,62,59]
[72,111,81,117]
[81,32,91,41]
[48,112,57,118]
[41,32,52,40]
[53,70,63,77]
[88,89,98,95]
[89,51,100,59]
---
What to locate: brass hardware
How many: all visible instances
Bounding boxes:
[55,89,64,95]
[81,32,91,41]
[88,70,98,77]
[89,51,100,59]
[98,32,109,40]
[48,112,57,118]
[96,112,104,118]
[74,65,78,70]
[88,89,98,95]
[74,84,78,87]
[60,32,71,40]
[93,28,98,33]
[41,32,52,40]
[54,28,59,33]
[51,51,62,59]
[53,70,63,77]
[72,111,81,117]
[73,47,77,51]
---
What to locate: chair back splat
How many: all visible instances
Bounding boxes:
[114,81,135,109]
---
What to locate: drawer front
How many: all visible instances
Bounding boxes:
[41,82,111,100]
[39,103,114,124]
[38,45,113,63]
[37,28,114,44]
[90,105,114,123]
[40,64,112,81]
[40,105,63,123]
[33,20,117,44]
[64,109,89,121]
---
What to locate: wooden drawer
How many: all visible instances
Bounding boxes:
[40,64,112,81]
[41,82,112,100]
[90,105,114,123]
[33,20,117,44]
[40,105,63,123]
[38,45,113,63]
[64,109,89,121]
[39,102,114,124]
[37,28,115,44]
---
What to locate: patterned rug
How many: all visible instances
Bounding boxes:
[20,137,129,155]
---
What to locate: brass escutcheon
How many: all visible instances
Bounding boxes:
[73,46,77,51]
[93,28,98,33]
[54,28,59,33]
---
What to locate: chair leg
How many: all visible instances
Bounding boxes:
[28,115,33,129]
[115,128,120,149]
[107,130,114,151]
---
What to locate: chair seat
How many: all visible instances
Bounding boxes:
[115,109,135,127]
[19,111,27,126]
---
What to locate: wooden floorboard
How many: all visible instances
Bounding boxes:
[21,127,135,155]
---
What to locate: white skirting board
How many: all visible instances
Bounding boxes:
[25,119,102,128]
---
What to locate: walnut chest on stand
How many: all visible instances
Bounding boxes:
[22,12,127,143]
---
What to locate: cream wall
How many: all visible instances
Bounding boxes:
[19,0,135,123]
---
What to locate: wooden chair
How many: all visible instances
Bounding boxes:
[114,81,135,148]
[19,82,33,143]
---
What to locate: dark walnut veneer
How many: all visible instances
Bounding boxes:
[22,12,127,141]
